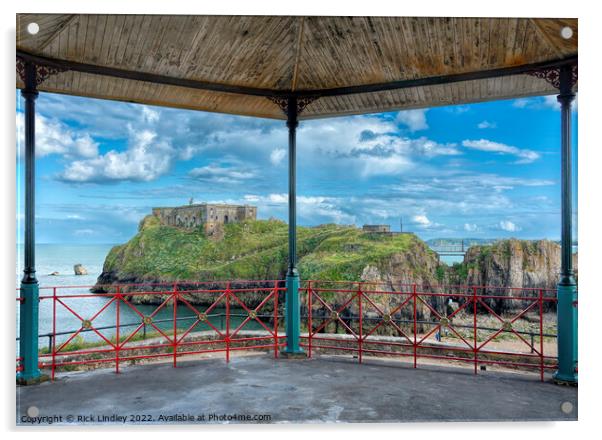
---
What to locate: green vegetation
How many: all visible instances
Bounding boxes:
[40,328,173,355]
[435,265,446,283]
[97,217,426,286]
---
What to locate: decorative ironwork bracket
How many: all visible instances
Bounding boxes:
[526,64,577,90]
[16,58,68,86]
[268,95,319,116]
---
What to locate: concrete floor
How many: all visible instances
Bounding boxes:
[17,354,577,424]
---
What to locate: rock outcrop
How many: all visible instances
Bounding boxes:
[459,239,577,288]
[74,264,88,275]
[449,239,577,313]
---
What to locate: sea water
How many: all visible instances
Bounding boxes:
[16,244,260,350]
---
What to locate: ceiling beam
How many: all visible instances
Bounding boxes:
[16,50,286,98]
[17,49,577,101]
[296,55,578,98]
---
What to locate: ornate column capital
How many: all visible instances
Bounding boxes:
[268,95,319,118]
[16,57,67,87]
[526,64,577,90]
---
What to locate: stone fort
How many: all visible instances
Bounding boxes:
[152,203,257,235]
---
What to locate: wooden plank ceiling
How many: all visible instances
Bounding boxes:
[16,15,577,120]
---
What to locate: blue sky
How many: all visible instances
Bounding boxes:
[16,91,577,244]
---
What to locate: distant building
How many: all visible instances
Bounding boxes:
[152,203,257,235]
[362,224,391,233]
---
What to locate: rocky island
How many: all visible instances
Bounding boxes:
[93,204,577,308]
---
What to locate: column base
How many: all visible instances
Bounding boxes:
[279,350,308,359]
[17,373,50,386]
[553,371,578,386]
[555,283,578,386]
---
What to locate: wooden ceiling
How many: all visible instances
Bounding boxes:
[16,15,578,120]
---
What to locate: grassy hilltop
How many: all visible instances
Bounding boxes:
[94,216,571,313]
[95,215,439,288]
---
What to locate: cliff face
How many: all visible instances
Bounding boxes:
[448,239,577,313]
[455,239,577,289]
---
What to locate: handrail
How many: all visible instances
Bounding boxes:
[17,313,557,355]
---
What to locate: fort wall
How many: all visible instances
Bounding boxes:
[152,204,257,235]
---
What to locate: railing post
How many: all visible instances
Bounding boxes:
[539,288,545,382]
[274,281,279,359]
[17,61,44,385]
[413,283,417,368]
[308,280,312,358]
[473,286,478,375]
[173,283,178,368]
[51,287,56,380]
[226,282,230,363]
[115,286,120,374]
[358,282,363,364]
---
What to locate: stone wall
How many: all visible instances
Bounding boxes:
[362,224,391,233]
[152,204,257,234]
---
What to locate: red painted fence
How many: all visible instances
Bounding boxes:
[17,281,285,379]
[16,280,561,381]
[301,280,559,381]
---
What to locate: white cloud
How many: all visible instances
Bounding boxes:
[58,126,174,183]
[267,193,288,204]
[412,214,432,227]
[359,155,412,178]
[499,220,521,232]
[269,148,286,165]
[542,95,578,111]
[17,113,99,159]
[542,96,559,109]
[37,97,460,185]
[141,106,160,124]
[178,145,197,161]
[512,99,529,109]
[396,109,428,131]
[513,95,578,111]
[189,162,257,184]
[296,115,459,178]
[243,193,356,225]
[477,120,496,129]
[464,223,478,232]
[411,214,444,230]
[461,139,540,164]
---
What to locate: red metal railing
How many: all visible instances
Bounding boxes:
[16,280,565,381]
[16,280,285,380]
[300,280,561,381]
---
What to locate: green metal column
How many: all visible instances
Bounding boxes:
[282,96,304,357]
[18,61,43,384]
[554,65,578,384]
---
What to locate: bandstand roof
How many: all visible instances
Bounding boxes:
[16,14,577,120]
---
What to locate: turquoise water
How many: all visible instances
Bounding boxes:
[438,255,464,265]
[437,244,578,267]
[16,244,264,350]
